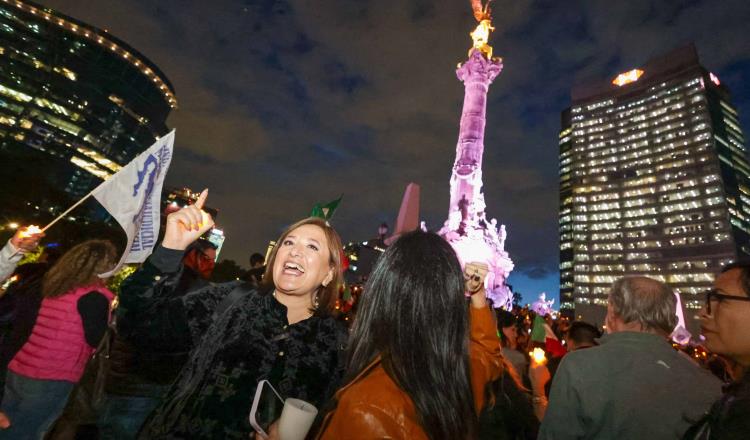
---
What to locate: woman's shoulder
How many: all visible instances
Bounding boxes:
[324,376,423,439]
[339,365,412,410]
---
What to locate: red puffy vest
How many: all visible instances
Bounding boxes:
[9,284,114,382]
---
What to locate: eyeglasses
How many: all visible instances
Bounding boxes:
[705,289,750,314]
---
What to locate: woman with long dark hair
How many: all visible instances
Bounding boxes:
[113,190,348,438]
[316,230,503,439]
[0,239,117,439]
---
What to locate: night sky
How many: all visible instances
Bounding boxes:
[41,0,750,306]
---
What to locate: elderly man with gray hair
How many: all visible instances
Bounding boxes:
[539,276,721,439]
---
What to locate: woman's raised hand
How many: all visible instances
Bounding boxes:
[464,261,489,309]
[10,226,44,253]
[161,189,214,250]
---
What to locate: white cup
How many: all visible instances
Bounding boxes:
[277,398,318,440]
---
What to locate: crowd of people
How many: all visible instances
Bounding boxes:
[0,191,747,439]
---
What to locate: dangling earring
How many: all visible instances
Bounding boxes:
[313,292,320,309]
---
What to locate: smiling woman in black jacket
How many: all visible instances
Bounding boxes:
[117,190,347,439]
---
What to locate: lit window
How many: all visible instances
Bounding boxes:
[667,273,714,283]
[70,157,111,179]
[52,66,77,81]
[713,233,730,242]
[629,263,659,271]
[0,83,32,102]
[624,218,658,228]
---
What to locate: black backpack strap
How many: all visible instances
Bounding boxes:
[212,282,254,321]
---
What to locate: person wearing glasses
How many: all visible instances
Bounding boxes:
[684,263,750,439]
[540,276,722,440]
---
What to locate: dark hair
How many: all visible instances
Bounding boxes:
[186,238,217,254]
[566,321,601,347]
[482,358,535,436]
[496,309,516,346]
[249,252,265,266]
[720,261,750,297]
[42,240,117,298]
[261,217,343,316]
[495,309,514,327]
[342,230,476,439]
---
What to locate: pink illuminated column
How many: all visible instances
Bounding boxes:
[450,50,502,222]
[439,44,514,308]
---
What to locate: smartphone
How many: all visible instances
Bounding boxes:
[249,379,285,439]
[206,228,225,261]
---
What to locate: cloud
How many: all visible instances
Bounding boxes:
[520,264,557,281]
[38,0,750,297]
[170,104,270,162]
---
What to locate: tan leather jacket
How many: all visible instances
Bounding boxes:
[317,305,503,439]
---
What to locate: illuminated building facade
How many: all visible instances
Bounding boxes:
[0,0,175,200]
[559,45,750,334]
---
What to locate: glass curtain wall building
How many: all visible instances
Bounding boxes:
[559,45,750,334]
[0,0,175,200]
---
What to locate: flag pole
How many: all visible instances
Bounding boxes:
[8,187,98,259]
[41,186,99,232]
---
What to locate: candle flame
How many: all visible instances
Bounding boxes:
[19,225,42,238]
[531,348,547,365]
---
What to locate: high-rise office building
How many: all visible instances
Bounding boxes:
[559,45,750,334]
[0,0,175,201]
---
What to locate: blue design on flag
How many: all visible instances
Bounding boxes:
[131,146,172,252]
[132,154,158,197]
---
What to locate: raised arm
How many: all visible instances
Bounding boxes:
[0,240,22,284]
[0,227,43,283]
[465,262,504,414]
[116,190,217,350]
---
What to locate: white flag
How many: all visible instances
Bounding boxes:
[93,129,175,276]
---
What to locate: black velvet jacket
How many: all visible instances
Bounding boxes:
[117,246,347,439]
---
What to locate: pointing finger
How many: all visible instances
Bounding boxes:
[195,189,209,210]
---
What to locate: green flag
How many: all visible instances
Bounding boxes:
[531,315,547,343]
[311,195,343,221]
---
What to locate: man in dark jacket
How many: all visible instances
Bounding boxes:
[97,239,217,439]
